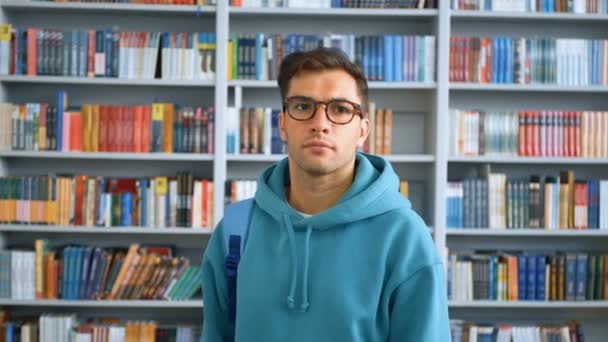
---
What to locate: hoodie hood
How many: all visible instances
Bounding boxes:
[255,152,410,229]
[253,152,411,312]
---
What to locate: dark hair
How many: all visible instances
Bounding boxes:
[278,47,368,112]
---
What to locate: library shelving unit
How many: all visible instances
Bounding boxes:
[0,0,607,339]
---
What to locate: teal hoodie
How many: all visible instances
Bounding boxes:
[201,153,451,341]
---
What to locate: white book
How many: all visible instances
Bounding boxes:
[0,25,10,76]
[192,180,202,228]
[602,111,608,157]
[425,36,436,83]
[600,181,608,229]
[148,179,155,228]
[169,179,178,227]
[263,108,271,155]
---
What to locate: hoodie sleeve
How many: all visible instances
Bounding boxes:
[389,263,451,342]
[201,223,234,342]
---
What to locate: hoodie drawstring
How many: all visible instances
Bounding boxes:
[282,214,313,312]
[283,214,297,310]
[300,224,312,312]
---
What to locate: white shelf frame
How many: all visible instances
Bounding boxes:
[449,300,608,309]
[451,10,608,21]
[0,151,214,161]
[0,225,213,235]
[448,156,608,165]
[449,83,608,92]
[228,79,436,89]
[0,75,214,87]
[0,1,216,15]
[0,299,203,308]
[229,7,438,17]
[446,229,608,237]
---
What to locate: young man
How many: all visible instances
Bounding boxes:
[201,48,450,341]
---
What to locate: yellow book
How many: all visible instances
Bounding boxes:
[162,103,174,153]
[109,244,140,300]
[399,181,409,198]
[34,239,48,299]
[91,105,100,152]
[227,40,233,80]
[81,104,92,152]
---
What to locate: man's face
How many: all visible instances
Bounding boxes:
[279,69,369,177]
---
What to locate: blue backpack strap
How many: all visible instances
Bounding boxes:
[223,198,255,324]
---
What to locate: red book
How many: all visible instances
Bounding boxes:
[87,30,95,77]
[125,106,133,152]
[569,111,577,157]
[574,182,588,230]
[525,111,534,156]
[518,111,526,156]
[99,106,108,152]
[556,111,563,157]
[449,37,455,82]
[533,111,540,157]
[73,175,86,226]
[27,28,37,76]
[133,106,143,153]
[574,111,581,157]
[142,106,151,153]
[70,112,82,152]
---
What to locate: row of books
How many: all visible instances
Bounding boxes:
[31,0,215,4]
[449,37,608,86]
[225,107,284,155]
[0,311,200,342]
[227,33,435,83]
[0,25,216,81]
[446,171,608,230]
[452,0,608,13]
[0,242,201,301]
[0,97,216,154]
[230,0,436,8]
[224,179,410,205]
[450,110,608,158]
[0,174,215,229]
[447,251,608,302]
[450,320,584,342]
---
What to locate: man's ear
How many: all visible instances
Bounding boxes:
[279,111,287,142]
[356,114,370,148]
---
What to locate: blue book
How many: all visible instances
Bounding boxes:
[85,247,100,300]
[56,90,67,151]
[565,253,577,301]
[527,254,537,300]
[255,33,263,81]
[121,192,133,226]
[139,178,148,227]
[492,38,499,83]
[14,29,21,75]
[73,246,84,300]
[79,30,87,77]
[588,180,599,229]
[96,177,106,227]
[394,36,403,82]
[576,253,587,301]
[80,246,93,300]
[489,255,497,300]
[383,35,393,82]
[517,254,527,300]
[377,36,383,81]
[61,247,71,299]
[536,255,547,300]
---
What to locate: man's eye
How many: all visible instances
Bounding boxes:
[294,103,311,111]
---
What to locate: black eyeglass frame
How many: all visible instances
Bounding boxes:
[282,96,364,125]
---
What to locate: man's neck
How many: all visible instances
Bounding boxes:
[286,159,355,215]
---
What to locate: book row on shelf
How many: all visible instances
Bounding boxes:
[230,0,436,8]
[449,37,608,86]
[0,311,201,342]
[0,25,217,81]
[450,320,584,342]
[227,33,435,83]
[446,170,608,230]
[224,178,411,203]
[0,242,201,302]
[225,103,394,156]
[447,250,608,302]
[0,96,216,154]
[450,109,608,158]
[452,0,608,13]
[0,173,215,229]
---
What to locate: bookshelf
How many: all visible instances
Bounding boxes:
[0,0,607,340]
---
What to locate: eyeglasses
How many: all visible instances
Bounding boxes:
[282,96,363,125]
